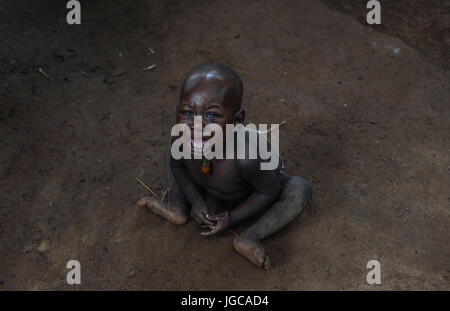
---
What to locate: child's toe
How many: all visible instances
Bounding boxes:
[262,254,271,270]
[137,196,151,207]
[254,247,270,269]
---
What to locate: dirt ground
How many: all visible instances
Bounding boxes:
[0,0,449,290]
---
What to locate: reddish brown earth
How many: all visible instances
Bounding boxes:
[0,0,449,290]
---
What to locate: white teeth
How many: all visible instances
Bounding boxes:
[191,139,205,153]
[193,141,203,148]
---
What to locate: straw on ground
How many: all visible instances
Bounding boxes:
[136,176,160,198]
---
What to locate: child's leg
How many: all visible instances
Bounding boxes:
[137,163,189,225]
[233,175,312,269]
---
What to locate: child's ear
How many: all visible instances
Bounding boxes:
[234,109,245,124]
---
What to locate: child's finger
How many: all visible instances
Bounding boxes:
[205,214,220,221]
[192,210,212,225]
[199,214,215,225]
[203,219,215,226]
[201,226,219,236]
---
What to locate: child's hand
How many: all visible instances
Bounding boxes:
[200,211,230,236]
[191,203,214,225]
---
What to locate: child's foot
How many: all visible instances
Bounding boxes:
[137,196,187,225]
[232,232,271,270]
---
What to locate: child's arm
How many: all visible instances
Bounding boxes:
[202,158,281,235]
[170,156,214,225]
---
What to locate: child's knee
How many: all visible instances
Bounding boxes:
[286,176,313,203]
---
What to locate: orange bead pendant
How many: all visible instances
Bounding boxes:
[201,159,211,174]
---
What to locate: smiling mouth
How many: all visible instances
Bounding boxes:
[191,138,207,152]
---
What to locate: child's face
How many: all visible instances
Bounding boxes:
[177,76,241,145]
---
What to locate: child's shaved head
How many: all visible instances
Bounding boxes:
[180,63,244,113]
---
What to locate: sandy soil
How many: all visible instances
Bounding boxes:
[0,0,449,290]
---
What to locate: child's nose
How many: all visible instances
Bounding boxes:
[193,116,203,131]
[189,115,210,131]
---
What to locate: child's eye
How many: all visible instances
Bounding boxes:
[181,111,193,117]
[206,112,219,119]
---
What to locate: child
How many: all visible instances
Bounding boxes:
[138,63,312,269]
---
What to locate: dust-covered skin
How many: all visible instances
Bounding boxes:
[139,64,312,269]
[233,175,312,269]
[137,197,187,225]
